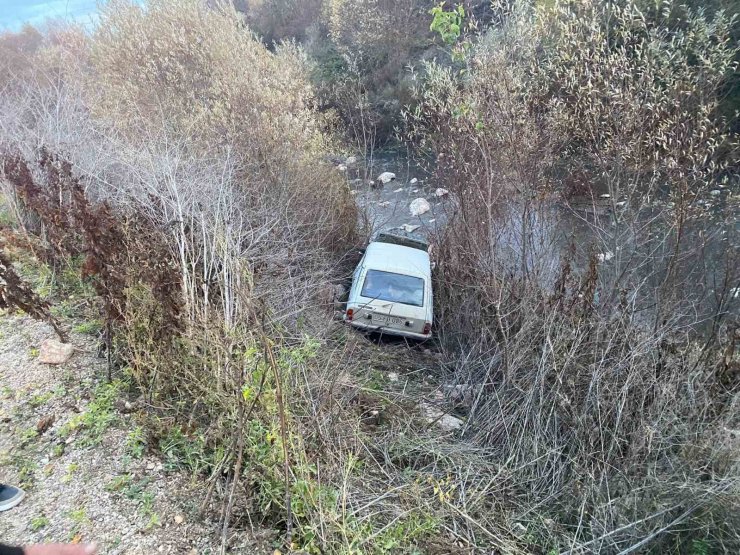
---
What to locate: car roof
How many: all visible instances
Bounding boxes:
[363,241,431,278]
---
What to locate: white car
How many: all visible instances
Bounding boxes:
[345,233,433,340]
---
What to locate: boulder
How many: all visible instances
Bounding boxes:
[38,339,74,365]
[345,156,358,165]
[409,198,431,217]
[400,224,420,233]
[597,251,614,262]
[410,178,418,184]
[336,164,348,172]
[434,188,449,197]
[376,172,396,185]
[393,187,404,193]
[377,201,390,207]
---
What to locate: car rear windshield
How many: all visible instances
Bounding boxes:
[361,270,424,307]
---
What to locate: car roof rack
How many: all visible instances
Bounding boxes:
[374,231,429,252]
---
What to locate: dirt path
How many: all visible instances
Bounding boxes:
[0,313,270,554]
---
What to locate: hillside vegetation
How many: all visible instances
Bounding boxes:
[1,0,739,554]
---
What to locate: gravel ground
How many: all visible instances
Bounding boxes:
[0,313,272,554]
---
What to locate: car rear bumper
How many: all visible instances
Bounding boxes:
[345,318,431,340]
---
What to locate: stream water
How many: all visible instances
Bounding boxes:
[340,150,740,330]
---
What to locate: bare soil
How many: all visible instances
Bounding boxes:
[0,312,273,554]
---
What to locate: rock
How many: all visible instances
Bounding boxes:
[376,172,396,184]
[393,187,404,193]
[428,219,436,224]
[38,339,74,365]
[377,201,390,207]
[400,224,420,233]
[388,372,399,382]
[350,190,359,195]
[434,188,449,197]
[345,156,358,165]
[410,178,418,184]
[336,164,348,172]
[411,188,419,193]
[615,201,627,207]
[333,284,347,300]
[174,514,185,525]
[409,198,431,217]
[146,461,156,471]
[332,284,347,309]
[600,193,611,199]
[597,251,614,262]
[710,189,721,196]
[437,414,464,432]
[422,403,464,431]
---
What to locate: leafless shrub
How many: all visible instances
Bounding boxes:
[405,0,740,551]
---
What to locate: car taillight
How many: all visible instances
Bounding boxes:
[346,308,354,321]
[423,322,431,335]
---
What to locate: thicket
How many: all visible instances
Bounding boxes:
[1,0,739,553]
[0,2,525,554]
[237,0,489,150]
[406,0,740,552]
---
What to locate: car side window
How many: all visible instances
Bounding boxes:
[350,263,364,297]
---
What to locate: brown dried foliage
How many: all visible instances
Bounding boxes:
[0,242,66,340]
[2,150,182,343]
